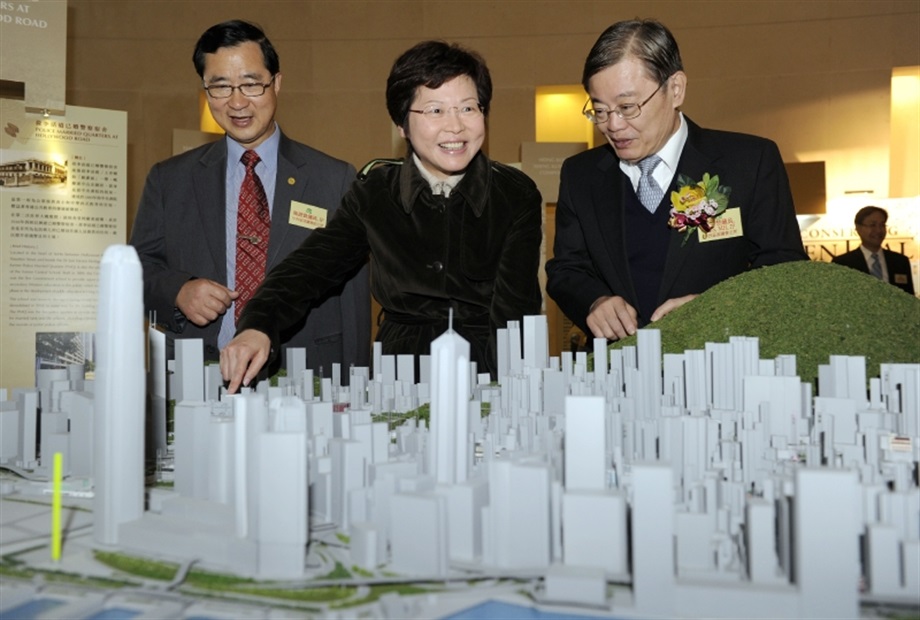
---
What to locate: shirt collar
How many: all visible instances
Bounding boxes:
[226,122,281,165]
[619,112,688,183]
[860,245,884,260]
[657,112,688,173]
[411,152,466,197]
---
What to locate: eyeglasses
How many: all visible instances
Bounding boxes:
[583,80,665,124]
[203,75,276,99]
[408,103,484,121]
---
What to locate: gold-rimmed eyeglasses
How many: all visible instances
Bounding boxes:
[582,80,665,124]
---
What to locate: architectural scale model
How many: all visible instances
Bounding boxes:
[1,244,918,619]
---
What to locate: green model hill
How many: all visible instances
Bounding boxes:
[609,260,920,385]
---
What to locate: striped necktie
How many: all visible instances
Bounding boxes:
[870,253,883,280]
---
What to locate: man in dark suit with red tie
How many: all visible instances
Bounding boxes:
[546,19,807,340]
[832,206,915,295]
[130,20,370,373]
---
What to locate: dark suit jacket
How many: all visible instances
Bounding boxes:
[832,247,915,295]
[129,131,370,373]
[546,117,807,333]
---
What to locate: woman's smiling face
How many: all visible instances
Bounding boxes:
[400,75,485,180]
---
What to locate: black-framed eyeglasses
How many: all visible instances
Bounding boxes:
[408,103,484,121]
[203,75,276,99]
[583,80,665,124]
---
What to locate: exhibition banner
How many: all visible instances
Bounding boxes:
[0,100,127,390]
[0,0,67,114]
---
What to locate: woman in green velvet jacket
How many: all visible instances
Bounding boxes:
[221,40,542,391]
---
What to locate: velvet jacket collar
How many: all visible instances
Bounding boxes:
[397,150,490,217]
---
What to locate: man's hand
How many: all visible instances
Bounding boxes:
[220,329,271,394]
[175,279,238,327]
[586,295,638,340]
[650,294,698,322]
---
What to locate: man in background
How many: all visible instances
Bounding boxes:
[130,20,369,375]
[546,19,806,341]
[833,206,915,295]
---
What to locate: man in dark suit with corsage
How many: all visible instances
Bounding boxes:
[546,18,807,341]
[832,206,915,295]
[130,20,370,373]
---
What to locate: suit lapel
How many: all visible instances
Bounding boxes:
[883,249,898,285]
[193,139,228,278]
[591,148,639,303]
[657,122,711,303]
[269,133,311,267]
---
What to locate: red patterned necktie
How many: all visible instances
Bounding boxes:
[235,150,270,323]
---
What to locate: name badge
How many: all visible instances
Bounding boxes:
[289,201,327,229]
[699,207,743,243]
[894,273,909,285]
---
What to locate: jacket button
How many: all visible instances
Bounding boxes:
[429,261,444,273]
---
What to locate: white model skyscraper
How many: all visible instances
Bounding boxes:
[93,244,145,544]
[428,316,470,485]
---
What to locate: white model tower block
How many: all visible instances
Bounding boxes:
[523,314,548,370]
[742,375,803,444]
[285,348,307,384]
[36,368,67,417]
[349,521,381,569]
[442,479,489,563]
[795,468,860,619]
[389,492,448,576]
[173,402,213,499]
[483,458,552,569]
[330,437,365,529]
[93,245,145,545]
[562,490,628,574]
[637,328,662,417]
[17,390,38,467]
[508,460,552,568]
[564,396,605,491]
[429,321,470,485]
[60,390,94,478]
[866,524,902,596]
[174,338,205,403]
[746,497,785,584]
[0,400,20,464]
[631,463,675,616]
[506,320,523,375]
[255,426,308,578]
[206,413,235,505]
[823,355,868,402]
[147,324,168,457]
[880,363,920,435]
[903,539,920,599]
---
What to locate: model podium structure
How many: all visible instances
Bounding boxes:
[0,245,918,619]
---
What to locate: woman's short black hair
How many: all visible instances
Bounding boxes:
[193,20,280,78]
[386,40,492,129]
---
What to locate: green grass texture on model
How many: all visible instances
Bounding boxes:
[607,260,920,386]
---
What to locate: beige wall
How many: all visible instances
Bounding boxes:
[63,0,920,233]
